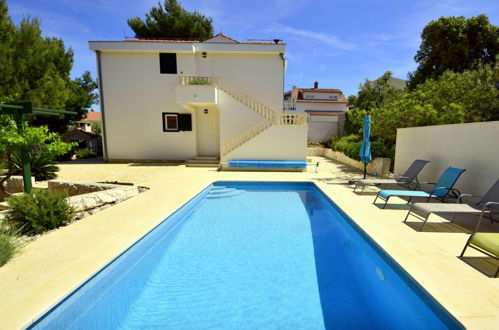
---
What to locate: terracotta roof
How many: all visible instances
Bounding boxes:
[305,111,345,116]
[300,88,343,93]
[123,34,283,44]
[296,99,347,104]
[124,38,199,43]
[79,111,101,122]
[205,33,240,43]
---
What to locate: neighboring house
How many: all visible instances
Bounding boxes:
[62,129,102,155]
[76,109,101,133]
[284,82,348,142]
[88,33,307,168]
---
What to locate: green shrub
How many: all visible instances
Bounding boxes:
[5,189,75,235]
[187,77,211,85]
[11,151,59,181]
[327,135,393,161]
[75,149,97,159]
[0,232,17,266]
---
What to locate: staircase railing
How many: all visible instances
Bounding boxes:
[179,76,275,120]
[179,76,307,157]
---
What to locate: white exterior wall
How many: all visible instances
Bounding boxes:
[394,121,499,196]
[96,44,286,161]
[223,125,307,161]
[100,52,197,160]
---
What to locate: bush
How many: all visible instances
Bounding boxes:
[0,232,17,266]
[75,149,97,159]
[5,189,75,235]
[11,151,60,181]
[327,135,393,161]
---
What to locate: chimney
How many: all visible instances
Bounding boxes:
[313,81,318,89]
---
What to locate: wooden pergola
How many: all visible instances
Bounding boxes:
[0,101,76,193]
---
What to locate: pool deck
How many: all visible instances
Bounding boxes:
[0,157,498,329]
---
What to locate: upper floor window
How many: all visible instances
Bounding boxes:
[329,95,339,101]
[159,53,177,74]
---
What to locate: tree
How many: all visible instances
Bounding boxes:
[32,71,99,134]
[91,121,102,135]
[127,0,213,40]
[370,63,499,145]
[0,118,73,195]
[345,71,404,135]
[0,0,98,133]
[408,15,499,89]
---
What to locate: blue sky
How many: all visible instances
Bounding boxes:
[8,0,499,102]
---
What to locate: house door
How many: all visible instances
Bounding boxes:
[196,107,220,157]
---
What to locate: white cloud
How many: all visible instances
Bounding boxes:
[269,24,357,51]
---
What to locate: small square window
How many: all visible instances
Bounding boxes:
[163,113,178,131]
[159,53,177,74]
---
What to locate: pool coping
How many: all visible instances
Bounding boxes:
[0,167,497,329]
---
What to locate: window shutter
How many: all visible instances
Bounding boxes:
[159,53,177,74]
[178,114,192,131]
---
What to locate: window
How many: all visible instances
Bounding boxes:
[162,113,192,132]
[159,53,177,74]
[163,113,178,131]
[329,95,339,101]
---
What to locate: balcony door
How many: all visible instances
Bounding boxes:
[196,107,220,157]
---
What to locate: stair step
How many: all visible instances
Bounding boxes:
[194,156,219,160]
[186,162,219,168]
[187,159,220,164]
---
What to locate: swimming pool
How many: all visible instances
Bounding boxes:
[30,181,462,329]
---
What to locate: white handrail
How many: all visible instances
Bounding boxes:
[178,76,306,157]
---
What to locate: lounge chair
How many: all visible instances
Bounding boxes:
[353,159,430,192]
[404,179,499,232]
[373,167,466,209]
[460,233,499,277]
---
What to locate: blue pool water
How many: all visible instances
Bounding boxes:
[31,182,462,329]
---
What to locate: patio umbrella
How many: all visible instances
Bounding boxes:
[359,115,372,179]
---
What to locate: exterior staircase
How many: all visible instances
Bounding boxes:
[186,156,220,168]
[179,76,306,158]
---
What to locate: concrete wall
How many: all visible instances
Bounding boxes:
[308,116,338,142]
[295,102,347,112]
[223,125,307,162]
[394,121,499,196]
[99,49,284,161]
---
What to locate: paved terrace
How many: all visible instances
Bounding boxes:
[0,157,498,329]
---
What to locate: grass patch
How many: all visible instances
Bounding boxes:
[0,231,18,266]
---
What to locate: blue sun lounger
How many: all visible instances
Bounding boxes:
[373,167,466,209]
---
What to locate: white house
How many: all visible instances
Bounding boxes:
[284,82,348,142]
[89,33,307,169]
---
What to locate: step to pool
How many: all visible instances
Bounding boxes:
[206,186,246,199]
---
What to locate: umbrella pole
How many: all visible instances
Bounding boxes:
[363,163,367,179]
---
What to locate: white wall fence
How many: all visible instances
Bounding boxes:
[394,121,499,196]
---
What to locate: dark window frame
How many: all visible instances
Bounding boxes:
[159,53,177,74]
[162,112,192,132]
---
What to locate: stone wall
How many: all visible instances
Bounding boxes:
[307,147,391,176]
[307,147,326,156]
[0,176,35,200]
[48,180,122,196]
[0,176,35,193]
[69,185,149,219]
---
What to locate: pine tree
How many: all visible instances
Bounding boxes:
[127,0,214,40]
